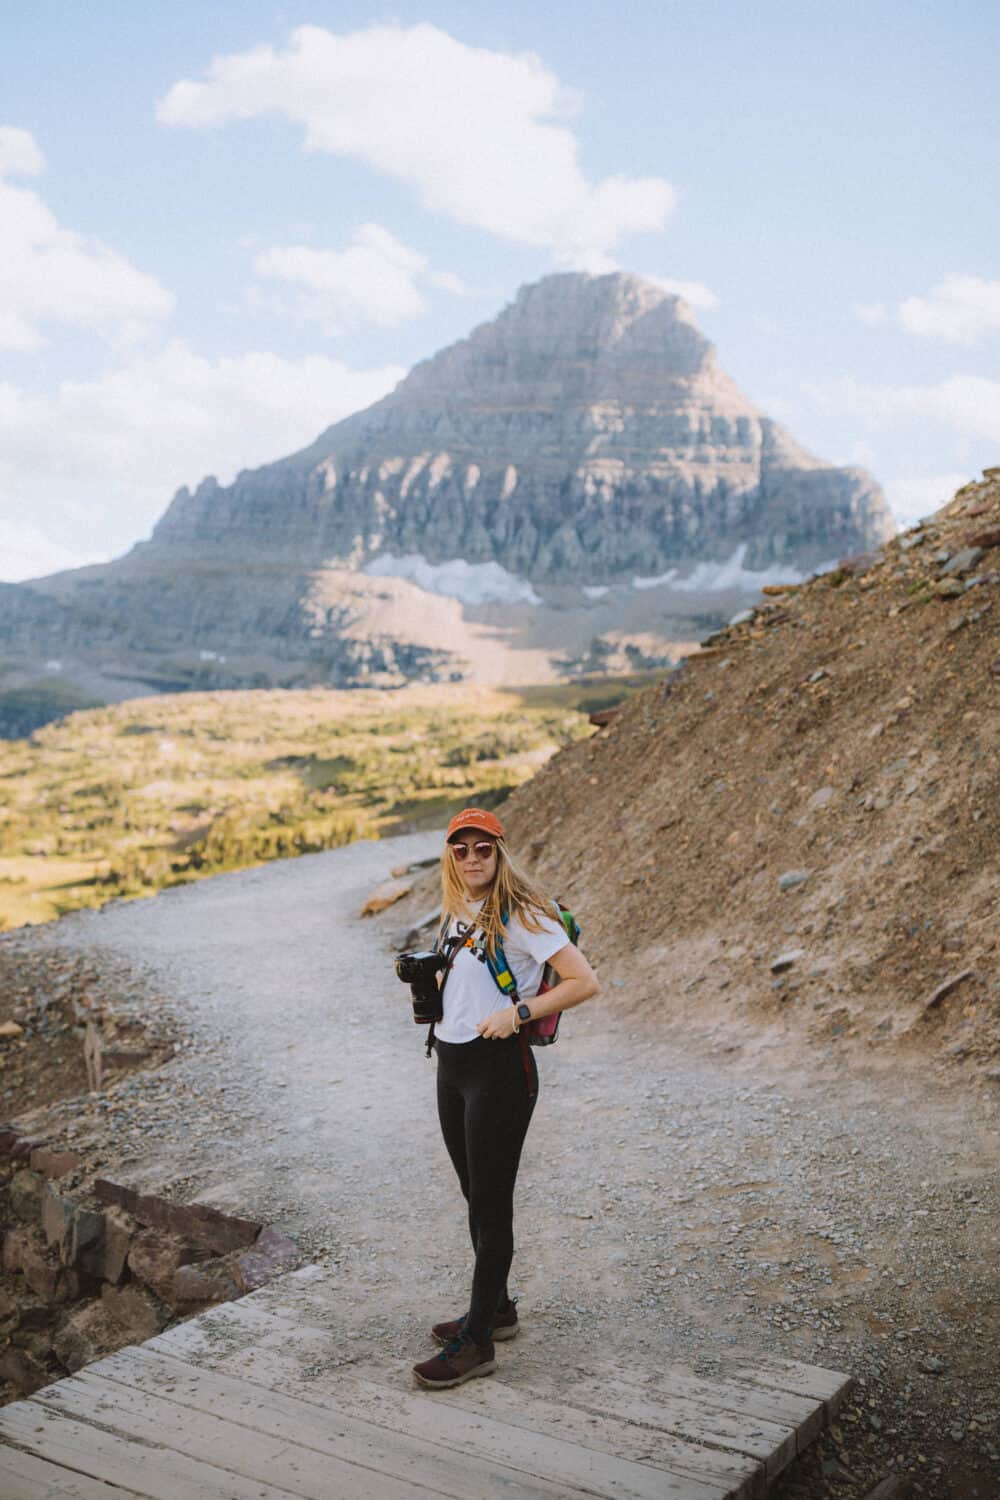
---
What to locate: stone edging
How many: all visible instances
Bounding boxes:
[0,1122,298,1398]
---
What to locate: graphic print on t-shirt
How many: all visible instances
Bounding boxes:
[455,920,489,966]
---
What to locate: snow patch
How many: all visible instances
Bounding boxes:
[583,585,610,599]
[364,553,541,606]
[633,545,807,594]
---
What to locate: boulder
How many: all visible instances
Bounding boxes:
[360,879,413,916]
[235,1226,300,1292]
[0,1344,50,1395]
[2,1224,32,1274]
[78,1205,135,1284]
[52,1299,134,1374]
[10,1167,44,1223]
[40,1183,75,1257]
[11,1327,54,1362]
[93,1180,261,1254]
[18,1232,63,1300]
[807,786,836,811]
[29,1147,82,1179]
[171,1258,241,1307]
[127,1227,198,1299]
[100,1282,170,1341]
[941,546,984,576]
[771,948,805,974]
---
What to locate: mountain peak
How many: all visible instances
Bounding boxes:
[385,269,716,414]
[0,267,898,713]
[145,267,891,580]
[506,268,694,325]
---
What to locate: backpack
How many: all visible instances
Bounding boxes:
[484,900,580,1047]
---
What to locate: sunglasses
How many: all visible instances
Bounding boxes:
[449,839,497,861]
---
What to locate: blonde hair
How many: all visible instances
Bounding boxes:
[440,837,556,955]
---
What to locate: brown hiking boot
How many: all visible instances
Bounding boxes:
[431,1300,519,1346]
[413,1333,497,1390]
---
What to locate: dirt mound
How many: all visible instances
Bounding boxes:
[501,470,1000,1083]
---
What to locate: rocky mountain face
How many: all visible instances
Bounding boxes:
[151,272,890,577]
[0,272,894,731]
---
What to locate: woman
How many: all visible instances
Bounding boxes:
[412,807,600,1390]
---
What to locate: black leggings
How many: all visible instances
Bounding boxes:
[435,1034,538,1345]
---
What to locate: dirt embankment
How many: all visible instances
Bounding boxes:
[491,470,999,1085]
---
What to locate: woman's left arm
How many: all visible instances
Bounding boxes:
[476,943,599,1038]
[524,943,600,1021]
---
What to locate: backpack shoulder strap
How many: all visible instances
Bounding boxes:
[483,910,519,1000]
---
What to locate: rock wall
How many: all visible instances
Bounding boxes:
[0,1126,298,1398]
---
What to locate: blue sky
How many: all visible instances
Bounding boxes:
[2,1,999,579]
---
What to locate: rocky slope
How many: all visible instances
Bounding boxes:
[400,469,1000,1082]
[0,272,894,729]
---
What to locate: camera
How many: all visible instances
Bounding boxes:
[395,949,445,1025]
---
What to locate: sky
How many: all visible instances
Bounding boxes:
[2,0,999,581]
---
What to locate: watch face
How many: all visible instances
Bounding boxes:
[517,1003,532,1021]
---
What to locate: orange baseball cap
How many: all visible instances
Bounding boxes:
[445,807,504,842]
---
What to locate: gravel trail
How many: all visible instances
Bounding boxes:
[8,835,998,1498]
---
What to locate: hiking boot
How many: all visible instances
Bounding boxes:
[431,1300,519,1346]
[413,1333,496,1390]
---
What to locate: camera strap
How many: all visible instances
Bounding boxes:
[425,919,469,1058]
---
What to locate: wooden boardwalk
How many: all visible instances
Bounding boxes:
[0,1265,850,1499]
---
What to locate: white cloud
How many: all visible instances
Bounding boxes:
[0,126,174,352]
[856,302,887,326]
[0,125,45,177]
[883,472,973,530]
[158,23,675,265]
[648,275,719,309]
[899,275,1000,344]
[255,222,456,331]
[853,374,1000,444]
[0,344,405,571]
[0,519,105,583]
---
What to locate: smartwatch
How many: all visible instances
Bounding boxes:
[516,1002,532,1023]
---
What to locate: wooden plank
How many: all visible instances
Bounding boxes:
[121,1344,731,1500]
[0,1401,304,1500]
[0,1443,144,1500]
[152,1297,334,1366]
[504,1370,797,1478]
[141,1279,831,1493]
[245,1272,827,1454]
[573,1364,824,1451]
[725,1355,853,1419]
[68,1349,602,1500]
[28,1372,450,1500]
[147,1303,751,1497]
[330,1370,760,1500]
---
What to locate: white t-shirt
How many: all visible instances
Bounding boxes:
[435,902,568,1045]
